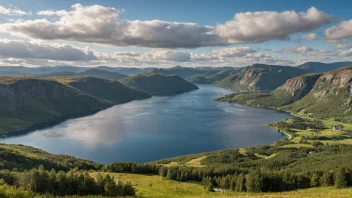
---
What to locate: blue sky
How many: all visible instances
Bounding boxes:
[0,0,351,67]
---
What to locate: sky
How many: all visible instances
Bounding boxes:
[0,0,351,68]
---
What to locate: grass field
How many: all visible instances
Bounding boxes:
[89,172,352,198]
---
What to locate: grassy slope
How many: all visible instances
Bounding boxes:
[0,143,98,171]
[121,73,198,95]
[89,172,352,198]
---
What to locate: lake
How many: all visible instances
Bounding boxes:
[0,85,293,163]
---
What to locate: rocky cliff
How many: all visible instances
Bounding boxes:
[283,65,352,118]
[214,64,306,92]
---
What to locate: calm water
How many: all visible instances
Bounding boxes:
[0,85,292,163]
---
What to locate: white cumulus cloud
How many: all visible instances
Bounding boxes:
[216,7,331,44]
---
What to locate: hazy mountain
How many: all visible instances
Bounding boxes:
[121,73,199,95]
[297,62,352,73]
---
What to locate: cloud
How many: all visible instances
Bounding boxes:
[216,7,332,44]
[210,47,256,57]
[280,46,314,54]
[0,3,225,49]
[151,50,191,62]
[0,5,30,16]
[325,19,352,42]
[338,48,352,57]
[301,33,317,41]
[336,43,349,49]
[0,39,97,61]
[0,4,333,48]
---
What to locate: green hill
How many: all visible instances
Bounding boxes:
[121,73,199,95]
[0,76,150,135]
[51,76,150,104]
[144,66,212,79]
[187,69,235,84]
[217,73,321,108]
[214,64,307,92]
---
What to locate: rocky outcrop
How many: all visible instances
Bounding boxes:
[276,73,321,100]
[214,64,307,92]
[282,65,352,118]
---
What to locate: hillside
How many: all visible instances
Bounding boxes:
[144,66,212,79]
[51,76,151,104]
[0,77,150,135]
[214,64,307,92]
[0,77,112,135]
[282,65,352,118]
[216,73,321,108]
[187,69,235,84]
[1,142,352,197]
[121,73,199,95]
[297,62,352,73]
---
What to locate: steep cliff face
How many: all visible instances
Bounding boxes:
[121,73,199,95]
[214,64,306,92]
[275,73,321,100]
[215,73,321,108]
[282,66,352,118]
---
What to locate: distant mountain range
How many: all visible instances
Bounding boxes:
[297,61,352,73]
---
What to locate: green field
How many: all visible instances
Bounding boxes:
[88,172,352,198]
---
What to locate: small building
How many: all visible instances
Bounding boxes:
[332,125,344,131]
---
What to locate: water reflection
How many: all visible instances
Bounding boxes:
[0,85,293,163]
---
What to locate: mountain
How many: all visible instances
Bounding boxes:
[52,76,150,104]
[41,69,127,81]
[79,69,127,80]
[297,62,352,73]
[282,65,352,118]
[216,73,321,108]
[95,66,146,75]
[187,69,236,84]
[0,77,150,135]
[144,66,213,79]
[214,64,307,92]
[121,73,199,95]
